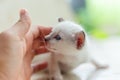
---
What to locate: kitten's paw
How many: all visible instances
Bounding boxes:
[91,60,109,70]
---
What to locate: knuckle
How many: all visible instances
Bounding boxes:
[0,31,17,40]
[0,31,11,38]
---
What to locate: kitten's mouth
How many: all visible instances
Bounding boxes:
[47,47,57,51]
[46,45,58,53]
[49,48,57,51]
[45,42,59,53]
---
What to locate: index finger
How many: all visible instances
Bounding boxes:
[27,25,52,39]
[39,26,52,36]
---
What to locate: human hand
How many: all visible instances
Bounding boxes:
[0,9,51,80]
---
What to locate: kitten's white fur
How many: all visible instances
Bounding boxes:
[47,21,90,70]
[32,20,108,80]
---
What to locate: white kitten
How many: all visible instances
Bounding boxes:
[35,18,108,80]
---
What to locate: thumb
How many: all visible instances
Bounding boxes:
[10,9,31,37]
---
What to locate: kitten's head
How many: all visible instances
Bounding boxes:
[45,18,86,53]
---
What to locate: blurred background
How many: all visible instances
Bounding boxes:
[0,0,120,38]
[0,0,120,80]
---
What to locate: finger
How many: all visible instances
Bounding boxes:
[39,26,52,36]
[26,48,48,62]
[19,9,31,24]
[26,26,51,50]
[32,38,47,50]
[32,38,40,49]
[25,25,40,51]
[26,26,52,41]
[10,9,31,37]
[35,47,49,55]
[25,50,35,63]
[32,62,48,73]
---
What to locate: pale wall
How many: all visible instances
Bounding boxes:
[0,0,74,32]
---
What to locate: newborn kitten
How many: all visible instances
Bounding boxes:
[43,18,107,80]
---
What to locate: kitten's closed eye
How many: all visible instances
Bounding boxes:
[54,35,61,40]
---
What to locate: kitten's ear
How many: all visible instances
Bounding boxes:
[75,31,85,49]
[58,18,64,22]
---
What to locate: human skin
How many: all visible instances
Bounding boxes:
[0,9,52,80]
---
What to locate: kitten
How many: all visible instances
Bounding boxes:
[38,18,108,80]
